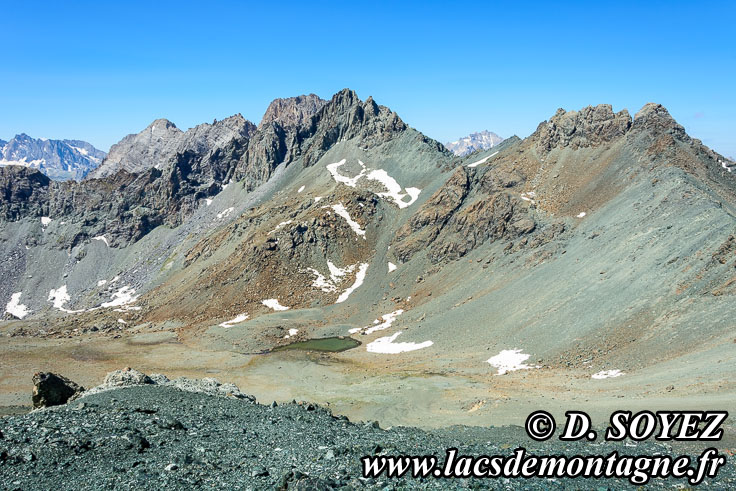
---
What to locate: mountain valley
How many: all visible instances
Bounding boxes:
[1,89,735,431]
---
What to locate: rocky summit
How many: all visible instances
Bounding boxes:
[0,89,735,486]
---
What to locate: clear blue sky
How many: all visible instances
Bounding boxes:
[1,1,734,157]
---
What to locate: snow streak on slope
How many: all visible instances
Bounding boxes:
[467,151,498,168]
[324,204,366,239]
[219,313,249,328]
[335,263,369,303]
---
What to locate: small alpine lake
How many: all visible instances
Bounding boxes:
[272,336,361,353]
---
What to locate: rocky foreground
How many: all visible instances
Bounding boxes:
[1,371,734,490]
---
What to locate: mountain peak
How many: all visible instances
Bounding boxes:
[631,103,687,139]
[259,94,326,129]
[144,118,181,134]
[331,88,359,104]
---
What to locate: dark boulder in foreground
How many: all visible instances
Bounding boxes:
[31,372,84,409]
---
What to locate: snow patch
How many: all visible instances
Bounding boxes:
[350,309,404,335]
[97,280,107,286]
[303,262,357,293]
[48,285,84,314]
[216,207,234,219]
[41,217,52,226]
[388,262,397,273]
[487,349,538,375]
[576,212,586,218]
[93,235,109,247]
[205,198,213,206]
[335,263,369,303]
[5,292,30,319]
[520,191,536,204]
[304,268,337,293]
[327,159,421,208]
[297,185,305,193]
[284,328,299,339]
[100,286,139,308]
[262,298,290,311]
[327,261,356,282]
[218,313,249,328]
[326,159,366,187]
[366,168,421,209]
[314,197,323,203]
[366,331,433,354]
[592,369,624,379]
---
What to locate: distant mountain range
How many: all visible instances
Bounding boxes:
[0,134,105,180]
[445,130,504,156]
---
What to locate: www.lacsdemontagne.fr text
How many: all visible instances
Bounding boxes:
[361,447,727,485]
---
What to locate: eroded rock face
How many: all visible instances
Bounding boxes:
[0,166,51,221]
[32,372,84,408]
[392,167,470,262]
[391,165,540,264]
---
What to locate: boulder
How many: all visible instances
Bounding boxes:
[31,372,84,409]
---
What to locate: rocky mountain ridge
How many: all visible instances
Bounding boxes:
[0,134,105,180]
[88,115,257,179]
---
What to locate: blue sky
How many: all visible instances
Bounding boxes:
[1,1,734,157]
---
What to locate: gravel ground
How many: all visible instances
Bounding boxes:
[1,383,734,490]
